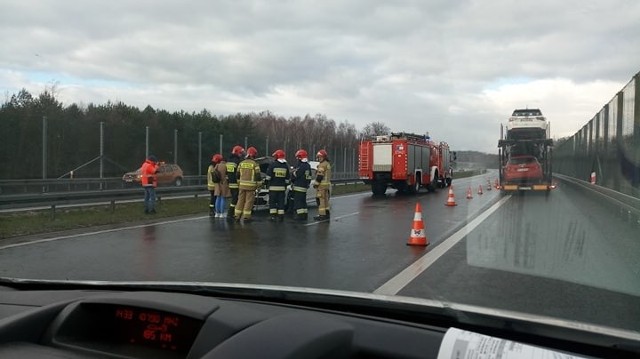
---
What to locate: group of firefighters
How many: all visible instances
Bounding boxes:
[206,146,332,223]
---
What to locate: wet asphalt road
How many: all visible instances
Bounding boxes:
[0,172,639,331]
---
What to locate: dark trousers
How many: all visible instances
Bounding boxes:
[228,187,239,217]
[269,190,286,215]
[293,191,308,216]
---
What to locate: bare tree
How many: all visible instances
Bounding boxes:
[360,121,390,138]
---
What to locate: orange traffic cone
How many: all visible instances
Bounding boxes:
[494,178,499,189]
[478,185,483,195]
[445,186,457,206]
[466,186,473,199]
[407,202,429,246]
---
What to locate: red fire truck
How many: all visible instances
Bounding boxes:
[358,132,454,195]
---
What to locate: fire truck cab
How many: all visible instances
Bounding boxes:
[359,132,453,196]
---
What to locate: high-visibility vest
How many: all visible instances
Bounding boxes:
[140,160,157,187]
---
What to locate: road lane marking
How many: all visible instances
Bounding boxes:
[303,212,360,227]
[0,216,209,251]
[373,194,512,295]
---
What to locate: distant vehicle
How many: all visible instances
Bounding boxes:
[502,155,543,183]
[122,163,184,187]
[498,134,553,192]
[358,132,454,195]
[506,108,549,140]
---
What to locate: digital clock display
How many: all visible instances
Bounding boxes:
[55,303,204,358]
[111,306,201,352]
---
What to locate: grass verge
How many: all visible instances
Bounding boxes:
[0,183,371,240]
[1,175,488,240]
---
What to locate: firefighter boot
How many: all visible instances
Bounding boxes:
[278,214,284,222]
[313,214,328,221]
[325,210,330,218]
[269,215,277,222]
[209,205,215,217]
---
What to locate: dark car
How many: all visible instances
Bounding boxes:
[503,155,543,182]
[122,163,184,187]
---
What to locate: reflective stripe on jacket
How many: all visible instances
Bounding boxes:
[292,161,311,192]
[226,154,241,189]
[316,160,331,188]
[266,160,290,192]
[237,158,261,191]
[206,164,216,191]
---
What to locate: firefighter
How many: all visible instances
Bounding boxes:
[266,149,290,222]
[291,149,312,220]
[206,155,218,216]
[313,149,332,220]
[226,145,244,220]
[234,146,261,223]
[140,155,159,214]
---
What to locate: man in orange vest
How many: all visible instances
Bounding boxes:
[141,155,159,214]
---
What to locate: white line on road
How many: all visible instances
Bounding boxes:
[303,212,360,227]
[0,216,209,251]
[373,194,512,295]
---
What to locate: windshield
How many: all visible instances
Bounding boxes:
[508,156,538,165]
[512,109,543,117]
[1,0,639,338]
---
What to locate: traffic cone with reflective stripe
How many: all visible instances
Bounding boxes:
[478,184,483,195]
[487,179,492,191]
[407,202,429,246]
[466,186,473,199]
[494,178,500,189]
[445,186,457,206]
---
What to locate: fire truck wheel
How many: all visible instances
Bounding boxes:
[372,182,386,196]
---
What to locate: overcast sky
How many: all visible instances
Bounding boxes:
[1,0,639,153]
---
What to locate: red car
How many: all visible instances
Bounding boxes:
[503,155,543,182]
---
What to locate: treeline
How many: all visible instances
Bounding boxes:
[0,88,361,179]
[455,151,499,169]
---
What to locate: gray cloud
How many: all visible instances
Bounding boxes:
[1,0,639,152]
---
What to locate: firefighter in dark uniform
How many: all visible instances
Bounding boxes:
[313,149,332,220]
[266,149,290,222]
[226,145,244,220]
[234,146,261,223]
[291,149,312,220]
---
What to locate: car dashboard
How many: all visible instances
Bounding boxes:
[0,281,637,359]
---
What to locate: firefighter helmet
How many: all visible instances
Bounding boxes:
[246,146,258,158]
[272,149,285,160]
[295,149,308,159]
[316,149,328,160]
[232,145,245,156]
[212,154,223,163]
